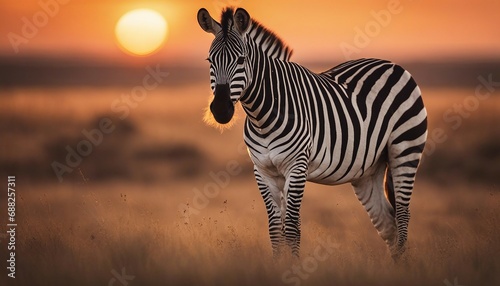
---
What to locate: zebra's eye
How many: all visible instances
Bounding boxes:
[206,57,212,64]
[237,56,245,65]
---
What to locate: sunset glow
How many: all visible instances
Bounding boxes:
[115,9,168,56]
[0,1,498,63]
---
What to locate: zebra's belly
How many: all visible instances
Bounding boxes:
[306,172,361,185]
[306,166,363,185]
[306,147,382,185]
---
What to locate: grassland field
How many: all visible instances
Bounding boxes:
[0,85,499,286]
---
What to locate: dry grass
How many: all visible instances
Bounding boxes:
[0,179,496,286]
[0,85,499,285]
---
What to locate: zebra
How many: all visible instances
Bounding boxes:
[197,7,427,260]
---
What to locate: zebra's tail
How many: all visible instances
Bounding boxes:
[384,166,396,212]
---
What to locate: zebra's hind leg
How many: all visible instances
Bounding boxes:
[388,146,424,261]
[351,163,398,258]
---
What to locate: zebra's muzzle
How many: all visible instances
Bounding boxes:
[210,84,234,124]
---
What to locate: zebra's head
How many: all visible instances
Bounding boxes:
[197,7,252,124]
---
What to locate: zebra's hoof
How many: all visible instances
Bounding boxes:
[390,244,408,263]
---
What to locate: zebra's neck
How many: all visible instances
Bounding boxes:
[239,22,295,132]
[240,53,300,133]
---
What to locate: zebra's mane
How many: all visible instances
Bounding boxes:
[220,7,293,61]
[221,8,234,38]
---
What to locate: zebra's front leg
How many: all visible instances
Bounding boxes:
[254,168,285,257]
[284,165,307,257]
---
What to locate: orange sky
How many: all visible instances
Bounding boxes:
[1,0,499,65]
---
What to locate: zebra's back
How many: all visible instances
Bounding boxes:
[307,58,426,184]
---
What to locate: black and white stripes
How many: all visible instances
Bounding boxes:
[198,7,427,260]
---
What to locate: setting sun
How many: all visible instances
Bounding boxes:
[115,9,168,56]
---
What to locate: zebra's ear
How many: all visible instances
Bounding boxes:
[197,8,221,35]
[234,8,251,35]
